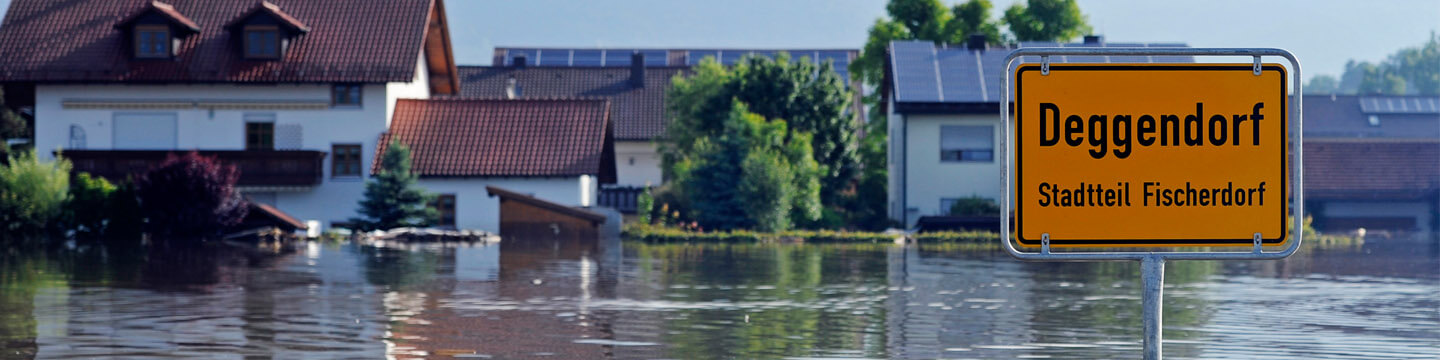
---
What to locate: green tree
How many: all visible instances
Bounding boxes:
[945,0,1003,44]
[669,102,821,231]
[1002,0,1091,42]
[0,151,69,233]
[663,55,851,217]
[350,139,437,231]
[1305,74,1340,94]
[886,0,950,41]
[1326,34,1439,95]
[848,119,892,230]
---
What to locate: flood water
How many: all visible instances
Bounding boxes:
[0,235,1436,359]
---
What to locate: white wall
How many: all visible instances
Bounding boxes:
[614,140,662,187]
[897,113,1004,228]
[35,67,432,228]
[386,50,432,127]
[418,177,591,232]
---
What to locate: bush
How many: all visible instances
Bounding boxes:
[636,188,655,225]
[0,151,69,233]
[948,196,1000,216]
[135,151,248,239]
[63,172,115,235]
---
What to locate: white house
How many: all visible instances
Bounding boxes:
[0,0,461,229]
[380,98,615,232]
[883,36,1191,228]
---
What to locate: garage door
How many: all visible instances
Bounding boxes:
[113,113,177,149]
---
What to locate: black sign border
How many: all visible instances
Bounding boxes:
[1014,64,1289,247]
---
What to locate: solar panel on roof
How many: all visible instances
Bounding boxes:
[539,49,571,66]
[687,50,719,65]
[604,50,634,66]
[1360,97,1440,114]
[720,51,747,65]
[641,50,669,66]
[891,41,943,102]
[937,50,983,102]
[507,49,539,65]
[572,50,603,66]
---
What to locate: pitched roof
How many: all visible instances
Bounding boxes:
[885,40,1191,109]
[227,1,310,33]
[1304,95,1440,139]
[378,98,615,179]
[116,1,200,34]
[491,47,858,84]
[1305,142,1440,200]
[457,66,687,140]
[0,0,445,84]
[486,186,607,224]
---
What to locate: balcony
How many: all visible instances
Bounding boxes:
[62,150,327,187]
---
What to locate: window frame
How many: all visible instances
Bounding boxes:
[939,125,995,163]
[243,24,281,60]
[134,24,171,59]
[331,143,363,179]
[431,194,457,228]
[331,84,363,107]
[245,122,275,150]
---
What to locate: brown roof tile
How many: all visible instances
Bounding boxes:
[377,98,614,178]
[1305,142,1440,200]
[457,66,688,141]
[0,0,435,83]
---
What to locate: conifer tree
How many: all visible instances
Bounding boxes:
[350,139,436,231]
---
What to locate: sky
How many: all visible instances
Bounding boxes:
[0,0,1435,80]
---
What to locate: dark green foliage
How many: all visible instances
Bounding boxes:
[1312,33,1439,96]
[947,0,1003,44]
[849,117,893,230]
[350,139,436,231]
[106,180,145,240]
[0,150,69,234]
[665,55,857,209]
[637,188,655,224]
[63,172,115,236]
[135,151,248,238]
[672,103,821,231]
[0,87,28,141]
[947,196,1000,216]
[1002,0,1091,42]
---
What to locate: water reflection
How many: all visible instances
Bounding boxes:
[0,234,1434,359]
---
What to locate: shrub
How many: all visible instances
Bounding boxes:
[63,172,115,235]
[948,196,1000,216]
[0,150,69,233]
[350,139,436,231]
[135,151,248,238]
[636,187,655,225]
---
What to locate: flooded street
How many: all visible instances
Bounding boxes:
[0,237,1436,359]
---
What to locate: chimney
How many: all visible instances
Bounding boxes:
[512,54,527,68]
[966,34,987,50]
[630,52,645,88]
[1083,35,1103,44]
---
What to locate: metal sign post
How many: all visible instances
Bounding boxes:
[1001,48,1303,360]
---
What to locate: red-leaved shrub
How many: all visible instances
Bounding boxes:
[135,151,247,238]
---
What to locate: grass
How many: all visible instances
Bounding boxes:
[622,223,999,244]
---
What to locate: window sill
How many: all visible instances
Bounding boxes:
[329,176,364,182]
[330,105,363,110]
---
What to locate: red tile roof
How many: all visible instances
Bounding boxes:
[228,1,310,33]
[378,98,615,178]
[1305,142,1440,200]
[0,0,436,83]
[117,1,200,33]
[457,66,688,141]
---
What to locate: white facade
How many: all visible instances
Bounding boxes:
[613,140,663,187]
[33,56,433,229]
[419,176,599,232]
[887,105,1004,228]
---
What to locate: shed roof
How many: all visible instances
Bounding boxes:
[457,66,686,141]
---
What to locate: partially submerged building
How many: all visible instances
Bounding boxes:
[1303,95,1439,233]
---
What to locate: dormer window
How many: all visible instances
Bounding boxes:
[227,1,310,61]
[244,25,280,59]
[115,1,200,60]
[134,25,171,58]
